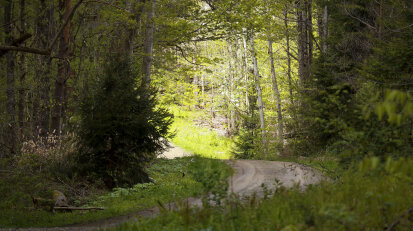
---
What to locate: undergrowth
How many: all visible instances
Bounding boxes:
[0,156,229,228]
[113,157,413,231]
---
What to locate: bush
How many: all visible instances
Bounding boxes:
[76,55,173,189]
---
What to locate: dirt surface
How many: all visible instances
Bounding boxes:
[226,160,325,198]
[3,147,325,231]
[157,144,191,159]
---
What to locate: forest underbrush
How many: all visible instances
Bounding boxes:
[0,138,229,228]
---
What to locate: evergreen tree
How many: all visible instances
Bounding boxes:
[76,55,173,188]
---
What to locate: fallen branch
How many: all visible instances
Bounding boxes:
[0,45,50,55]
[54,206,105,211]
[0,33,32,57]
[386,206,413,231]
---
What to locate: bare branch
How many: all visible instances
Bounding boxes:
[343,4,376,30]
[0,45,49,55]
[386,207,413,231]
[0,33,32,57]
[48,0,86,51]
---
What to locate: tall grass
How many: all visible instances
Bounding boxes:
[169,106,233,159]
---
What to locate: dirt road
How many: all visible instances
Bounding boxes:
[5,147,325,231]
[226,160,324,198]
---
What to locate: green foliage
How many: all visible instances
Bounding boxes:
[76,55,173,188]
[295,0,413,162]
[231,109,260,159]
[232,127,258,159]
[291,54,355,157]
[375,90,413,125]
[188,156,230,204]
[113,157,413,230]
[0,157,229,228]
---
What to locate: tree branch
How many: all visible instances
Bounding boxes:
[0,33,32,57]
[386,207,413,231]
[48,0,85,51]
[343,4,376,30]
[0,45,50,55]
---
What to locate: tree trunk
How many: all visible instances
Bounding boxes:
[284,7,294,106]
[201,74,205,108]
[322,4,328,54]
[296,0,309,84]
[307,0,313,65]
[52,0,72,136]
[378,0,383,39]
[5,0,17,155]
[227,40,236,135]
[124,0,135,58]
[249,36,265,143]
[18,0,26,141]
[142,0,156,88]
[242,35,250,113]
[123,0,146,58]
[268,40,283,144]
[36,0,54,138]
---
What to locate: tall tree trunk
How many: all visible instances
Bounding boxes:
[36,0,54,138]
[5,0,17,155]
[268,40,283,143]
[52,0,72,136]
[249,36,265,144]
[296,0,309,84]
[142,0,156,88]
[284,7,294,106]
[18,0,26,141]
[201,74,205,108]
[124,0,135,58]
[318,2,328,54]
[378,0,383,39]
[227,40,236,135]
[123,0,146,58]
[322,4,328,53]
[242,35,250,113]
[307,0,313,65]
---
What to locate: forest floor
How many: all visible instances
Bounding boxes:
[2,146,325,231]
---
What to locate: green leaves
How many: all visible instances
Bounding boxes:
[375,90,413,126]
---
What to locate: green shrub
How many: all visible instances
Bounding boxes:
[76,55,173,188]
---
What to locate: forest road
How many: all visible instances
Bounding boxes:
[4,147,325,231]
[226,159,325,198]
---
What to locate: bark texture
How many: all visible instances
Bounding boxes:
[268,40,283,143]
[5,0,17,155]
[142,0,155,88]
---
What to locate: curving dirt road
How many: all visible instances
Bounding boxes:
[4,147,325,231]
[226,159,324,198]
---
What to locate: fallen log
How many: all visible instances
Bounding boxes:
[54,206,105,211]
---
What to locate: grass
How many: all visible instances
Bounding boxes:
[169,106,341,178]
[169,106,233,159]
[112,157,413,231]
[0,156,229,228]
